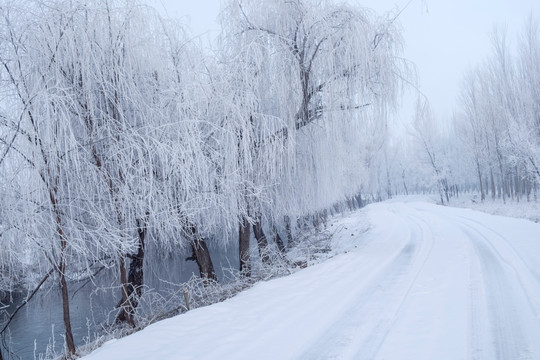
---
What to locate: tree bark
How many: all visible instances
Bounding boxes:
[184,222,217,283]
[60,266,76,356]
[284,215,294,249]
[476,159,485,201]
[443,178,450,204]
[273,230,286,255]
[252,217,270,264]
[190,239,217,283]
[490,167,496,199]
[116,217,147,325]
[238,216,251,276]
[527,176,531,202]
[272,224,289,264]
[355,192,364,208]
[401,171,409,196]
[116,257,135,327]
[129,218,146,300]
[515,166,520,202]
[49,188,76,356]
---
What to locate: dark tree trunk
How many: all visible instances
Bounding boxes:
[253,217,270,264]
[515,166,520,202]
[116,257,135,327]
[476,159,485,201]
[190,239,217,283]
[184,222,217,283]
[116,218,147,326]
[443,178,450,203]
[284,215,294,249]
[239,216,251,276]
[60,263,76,357]
[490,168,496,199]
[273,227,286,255]
[49,188,76,356]
[129,220,146,298]
[355,193,364,208]
[528,177,532,201]
[347,198,354,211]
[401,171,409,196]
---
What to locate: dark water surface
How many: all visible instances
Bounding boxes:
[1,245,237,360]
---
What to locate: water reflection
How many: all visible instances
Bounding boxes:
[1,243,237,359]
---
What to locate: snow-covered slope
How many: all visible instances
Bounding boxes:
[82,201,540,360]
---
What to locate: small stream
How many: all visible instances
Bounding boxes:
[1,245,238,360]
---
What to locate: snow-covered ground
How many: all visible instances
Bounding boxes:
[451,194,540,223]
[82,200,540,360]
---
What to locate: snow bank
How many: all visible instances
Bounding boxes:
[81,201,540,360]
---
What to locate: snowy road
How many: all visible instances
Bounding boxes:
[83,201,540,360]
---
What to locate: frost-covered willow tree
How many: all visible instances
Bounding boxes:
[154,22,239,283]
[0,0,162,351]
[218,0,407,269]
[1,0,409,356]
[0,1,104,353]
[52,1,166,328]
[0,0,223,354]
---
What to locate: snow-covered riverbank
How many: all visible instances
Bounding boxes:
[81,200,540,360]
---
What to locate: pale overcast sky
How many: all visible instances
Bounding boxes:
[154,0,540,127]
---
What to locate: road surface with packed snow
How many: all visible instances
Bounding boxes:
[82,201,540,360]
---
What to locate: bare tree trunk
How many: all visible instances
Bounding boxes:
[116,257,135,327]
[273,226,286,255]
[355,192,364,208]
[59,265,76,356]
[385,150,392,199]
[190,239,217,283]
[284,215,294,249]
[527,176,531,202]
[115,218,146,326]
[443,178,450,203]
[515,166,520,202]
[58,238,76,356]
[497,157,506,204]
[253,217,270,264]
[184,222,217,283]
[490,168,496,199]
[401,171,409,196]
[476,159,485,201]
[129,218,146,302]
[347,198,354,211]
[50,189,76,356]
[239,216,251,276]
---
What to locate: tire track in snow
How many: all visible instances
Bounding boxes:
[351,212,435,360]
[449,213,540,320]
[453,214,540,287]
[463,228,488,360]
[297,209,434,360]
[455,220,531,360]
